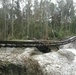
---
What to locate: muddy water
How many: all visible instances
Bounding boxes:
[33,42,76,75]
[0,41,76,75]
[0,48,44,75]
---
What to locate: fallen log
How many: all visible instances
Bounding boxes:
[0,36,76,53]
[0,36,76,47]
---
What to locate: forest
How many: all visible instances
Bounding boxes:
[0,0,76,41]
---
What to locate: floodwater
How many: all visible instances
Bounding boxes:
[0,41,76,75]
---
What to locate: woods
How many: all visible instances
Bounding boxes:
[0,0,76,41]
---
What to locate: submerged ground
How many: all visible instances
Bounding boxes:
[0,41,76,75]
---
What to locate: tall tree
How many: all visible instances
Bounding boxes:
[11,0,14,38]
[26,0,32,39]
[0,0,10,40]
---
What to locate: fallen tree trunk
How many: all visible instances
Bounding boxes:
[0,36,76,47]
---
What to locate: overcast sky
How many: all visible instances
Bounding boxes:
[0,0,76,8]
[51,0,76,4]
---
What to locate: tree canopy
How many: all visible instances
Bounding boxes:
[0,0,76,40]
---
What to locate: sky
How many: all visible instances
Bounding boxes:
[51,0,76,4]
[0,0,76,8]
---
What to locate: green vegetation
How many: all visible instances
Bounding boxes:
[0,0,76,40]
